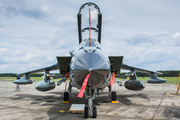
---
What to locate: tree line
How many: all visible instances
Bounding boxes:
[0,70,180,77]
[120,70,180,77]
[0,73,60,77]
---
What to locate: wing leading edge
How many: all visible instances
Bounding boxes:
[121,63,162,75]
[120,63,167,83]
[19,63,59,76]
[18,56,72,76]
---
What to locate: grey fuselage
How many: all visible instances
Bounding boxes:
[70,39,111,89]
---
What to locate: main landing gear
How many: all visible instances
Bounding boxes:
[109,85,117,102]
[63,83,72,103]
[111,91,117,101]
[64,92,69,101]
[84,88,97,118]
[63,86,117,118]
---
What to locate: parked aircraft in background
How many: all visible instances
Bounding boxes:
[13,2,167,118]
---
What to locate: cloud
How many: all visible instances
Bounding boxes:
[0,47,7,51]
[171,32,180,46]
[0,0,180,73]
[0,0,50,19]
[56,15,76,26]
[101,30,179,71]
[105,15,118,21]
[119,32,169,45]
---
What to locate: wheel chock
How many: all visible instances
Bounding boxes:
[111,101,118,103]
[63,101,70,103]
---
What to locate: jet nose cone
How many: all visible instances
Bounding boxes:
[71,49,110,88]
[71,49,110,71]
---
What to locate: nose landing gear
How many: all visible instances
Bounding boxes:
[84,88,97,118]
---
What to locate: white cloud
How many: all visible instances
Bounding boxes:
[0,48,7,51]
[56,15,76,25]
[24,52,32,61]
[105,15,118,21]
[41,5,49,12]
[0,0,50,19]
[171,32,180,45]
[0,0,180,73]
[0,28,4,33]
[29,62,41,67]
[172,32,180,40]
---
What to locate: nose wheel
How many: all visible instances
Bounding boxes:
[84,88,97,118]
[84,106,97,118]
[92,106,97,118]
[84,107,88,118]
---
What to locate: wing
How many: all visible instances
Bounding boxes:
[120,63,167,83]
[19,63,59,76]
[19,56,72,76]
[121,63,162,75]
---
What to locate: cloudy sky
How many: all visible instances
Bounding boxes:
[0,0,180,74]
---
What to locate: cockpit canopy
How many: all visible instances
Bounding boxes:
[79,38,101,50]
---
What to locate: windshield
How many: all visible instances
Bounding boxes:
[79,38,101,49]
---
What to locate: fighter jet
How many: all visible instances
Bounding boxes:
[13,2,167,118]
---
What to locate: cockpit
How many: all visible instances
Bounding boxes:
[79,38,101,50]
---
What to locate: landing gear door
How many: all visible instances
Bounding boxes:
[109,56,124,74]
[56,56,72,74]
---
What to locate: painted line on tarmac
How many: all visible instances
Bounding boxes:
[106,114,166,120]
[145,116,166,119]
[17,106,28,109]
[0,104,70,113]
[167,92,180,97]
[106,114,124,116]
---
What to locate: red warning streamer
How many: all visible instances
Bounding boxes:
[78,73,91,98]
[64,72,70,92]
[89,8,91,48]
[110,72,115,87]
[89,8,91,40]
[64,72,70,82]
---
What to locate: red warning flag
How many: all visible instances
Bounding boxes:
[65,72,70,82]
[110,72,115,87]
[78,73,91,98]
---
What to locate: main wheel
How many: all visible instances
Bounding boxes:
[111,91,117,101]
[64,92,69,101]
[93,107,97,118]
[84,107,88,118]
